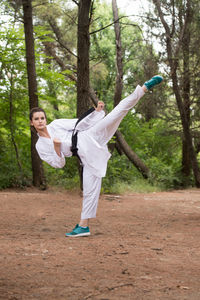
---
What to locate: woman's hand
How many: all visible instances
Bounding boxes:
[95,101,104,112]
[53,138,62,157]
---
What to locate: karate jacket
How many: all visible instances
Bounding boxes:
[36,110,111,178]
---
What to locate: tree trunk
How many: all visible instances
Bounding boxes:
[112,0,123,106]
[182,139,191,181]
[76,0,92,188]
[172,73,200,187]
[181,11,191,185]
[77,0,91,117]
[115,131,149,178]
[22,0,46,188]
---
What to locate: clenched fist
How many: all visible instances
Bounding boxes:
[96,101,105,112]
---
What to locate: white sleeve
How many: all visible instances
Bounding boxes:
[50,119,78,131]
[36,142,66,169]
[76,110,105,131]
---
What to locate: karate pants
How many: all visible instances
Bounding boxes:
[81,85,145,220]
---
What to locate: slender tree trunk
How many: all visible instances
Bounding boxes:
[112,0,123,106]
[112,0,149,178]
[115,131,149,178]
[110,0,123,153]
[22,0,46,188]
[172,73,200,187]
[181,14,191,185]
[77,0,91,117]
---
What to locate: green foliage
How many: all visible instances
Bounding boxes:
[101,114,184,192]
[102,153,142,193]
[43,157,80,190]
[0,133,32,189]
[105,179,162,194]
[0,15,31,189]
[0,0,198,191]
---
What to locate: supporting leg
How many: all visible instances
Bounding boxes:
[65,167,101,237]
[80,166,102,222]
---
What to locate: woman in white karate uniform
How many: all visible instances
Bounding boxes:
[30,75,163,237]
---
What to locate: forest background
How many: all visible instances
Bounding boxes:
[0,0,200,193]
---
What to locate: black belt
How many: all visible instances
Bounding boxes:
[71,131,82,165]
[70,107,95,163]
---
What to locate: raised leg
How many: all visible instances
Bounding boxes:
[88,85,145,145]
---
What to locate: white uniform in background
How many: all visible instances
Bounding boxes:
[36,85,145,219]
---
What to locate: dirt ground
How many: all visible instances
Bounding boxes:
[0,188,200,300]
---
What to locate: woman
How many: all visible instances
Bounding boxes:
[30,75,163,237]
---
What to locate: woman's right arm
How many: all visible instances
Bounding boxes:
[36,142,66,169]
[53,138,62,157]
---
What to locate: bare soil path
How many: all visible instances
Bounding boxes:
[0,188,200,300]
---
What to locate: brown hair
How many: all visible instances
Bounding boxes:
[29,107,47,121]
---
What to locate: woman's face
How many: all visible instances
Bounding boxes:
[30,111,47,131]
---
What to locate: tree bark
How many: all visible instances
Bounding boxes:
[22,0,46,188]
[112,0,123,106]
[181,6,191,185]
[153,0,200,187]
[76,0,92,188]
[77,0,91,117]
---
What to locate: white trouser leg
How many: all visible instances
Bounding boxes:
[89,85,145,145]
[81,166,102,219]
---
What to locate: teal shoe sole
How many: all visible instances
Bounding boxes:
[65,224,91,237]
[144,75,163,90]
[65,232,91,237]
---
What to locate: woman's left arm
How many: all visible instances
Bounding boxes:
[76,102,105,131]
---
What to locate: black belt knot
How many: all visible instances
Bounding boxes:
[71,131,82,165]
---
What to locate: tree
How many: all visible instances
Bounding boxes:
[112,0,123,106]
[22,0,46,188]
[152,0,200,187]
[111,0,150,178]
[77,0,92,117]
[83,1,149,179]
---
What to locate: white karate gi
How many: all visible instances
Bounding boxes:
[35,85,145,219]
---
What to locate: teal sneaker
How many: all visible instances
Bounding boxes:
[65,224,90,237]
[144,75,163,90]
